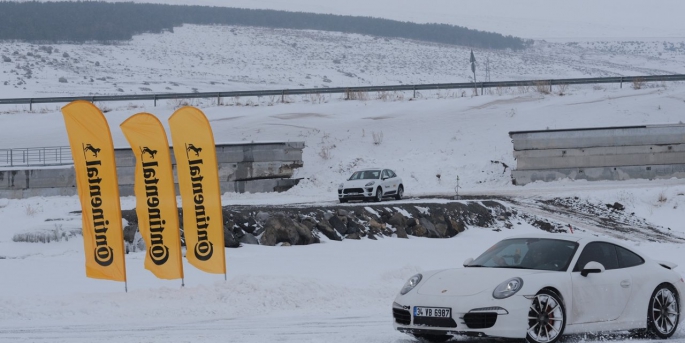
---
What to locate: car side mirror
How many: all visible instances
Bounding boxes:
[463,258,474,267]
[581,261,605,277]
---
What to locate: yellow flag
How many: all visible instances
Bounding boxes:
[61,101,127,282]
[120,113,184,280]
[168,107,226,275]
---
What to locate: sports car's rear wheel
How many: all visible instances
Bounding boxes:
[339,198,348,203]
[647,284,680,338]
[413,334,452,343]
[395,185,404,200]
[526,290,566,343]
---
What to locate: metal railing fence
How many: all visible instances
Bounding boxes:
[0,147,73,168]
[0,74,684,110]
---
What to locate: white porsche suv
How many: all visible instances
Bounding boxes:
[338,168,404,203]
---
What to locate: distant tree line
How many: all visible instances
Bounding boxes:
[0,1,530,50]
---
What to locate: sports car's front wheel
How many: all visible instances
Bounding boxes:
[526,290,566,343]
[647,284,680,338]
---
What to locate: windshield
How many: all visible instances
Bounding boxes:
[348,170,381,180]
[468,238,579,271]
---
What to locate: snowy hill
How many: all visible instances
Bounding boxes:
[2,24,685,100]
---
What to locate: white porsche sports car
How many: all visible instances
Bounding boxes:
[393,234,684,343]
[337,168,403,203]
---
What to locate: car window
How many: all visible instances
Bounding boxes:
[616,246,644,268]
[349,170,380,180]
[469,238,578,271]
[388,170,397,178]
[382,170,389,179]
[573,242,619,272]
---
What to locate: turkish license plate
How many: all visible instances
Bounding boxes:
[414,306,451,318]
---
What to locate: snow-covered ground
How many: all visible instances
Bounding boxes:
[1,2,685,342]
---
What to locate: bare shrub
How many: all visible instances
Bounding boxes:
[372,131,384,145]
[12,224,81,243]
[496,86,504,96]
[658,192,668,203]
[94,102,112,113]
[126,102,142,110]
[535,81,551,94]
[168,98,191,109]
[308,93,326,104]
[346,90,368,101]
[25,204,40,216]
[632,77,645,90]
[517,85,530,94]
[319,146,332,160]
[556,83,569,96]
[593,85,605,91]
[377,91,390,101]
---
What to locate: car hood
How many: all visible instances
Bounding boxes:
[342,179,377,188]
[416,267,545,296]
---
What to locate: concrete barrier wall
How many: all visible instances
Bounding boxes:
[0,142,304,199]
[512,125,685,150]
[509,125,685,185]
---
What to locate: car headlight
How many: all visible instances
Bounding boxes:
[365,181,375,187]
[338,183,344,188]
[400,274,423,295]
[493,277,523,299]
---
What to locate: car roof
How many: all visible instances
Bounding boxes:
[353,168,384,172]
[501,233,582,242]
[502,233,633,246]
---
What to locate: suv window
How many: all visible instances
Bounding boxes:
[573,242,619,272]
[616,246,644,268]
[382,170,390,179]
[388,170,397,178]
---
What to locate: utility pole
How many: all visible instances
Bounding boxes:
[454,175,461,200]
[470,50,477,96]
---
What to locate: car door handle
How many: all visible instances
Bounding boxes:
[620,280,631,288]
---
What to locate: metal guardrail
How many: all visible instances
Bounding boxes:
[1,74,684,110]
[0,147,73,168]
[2,75,684,168]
